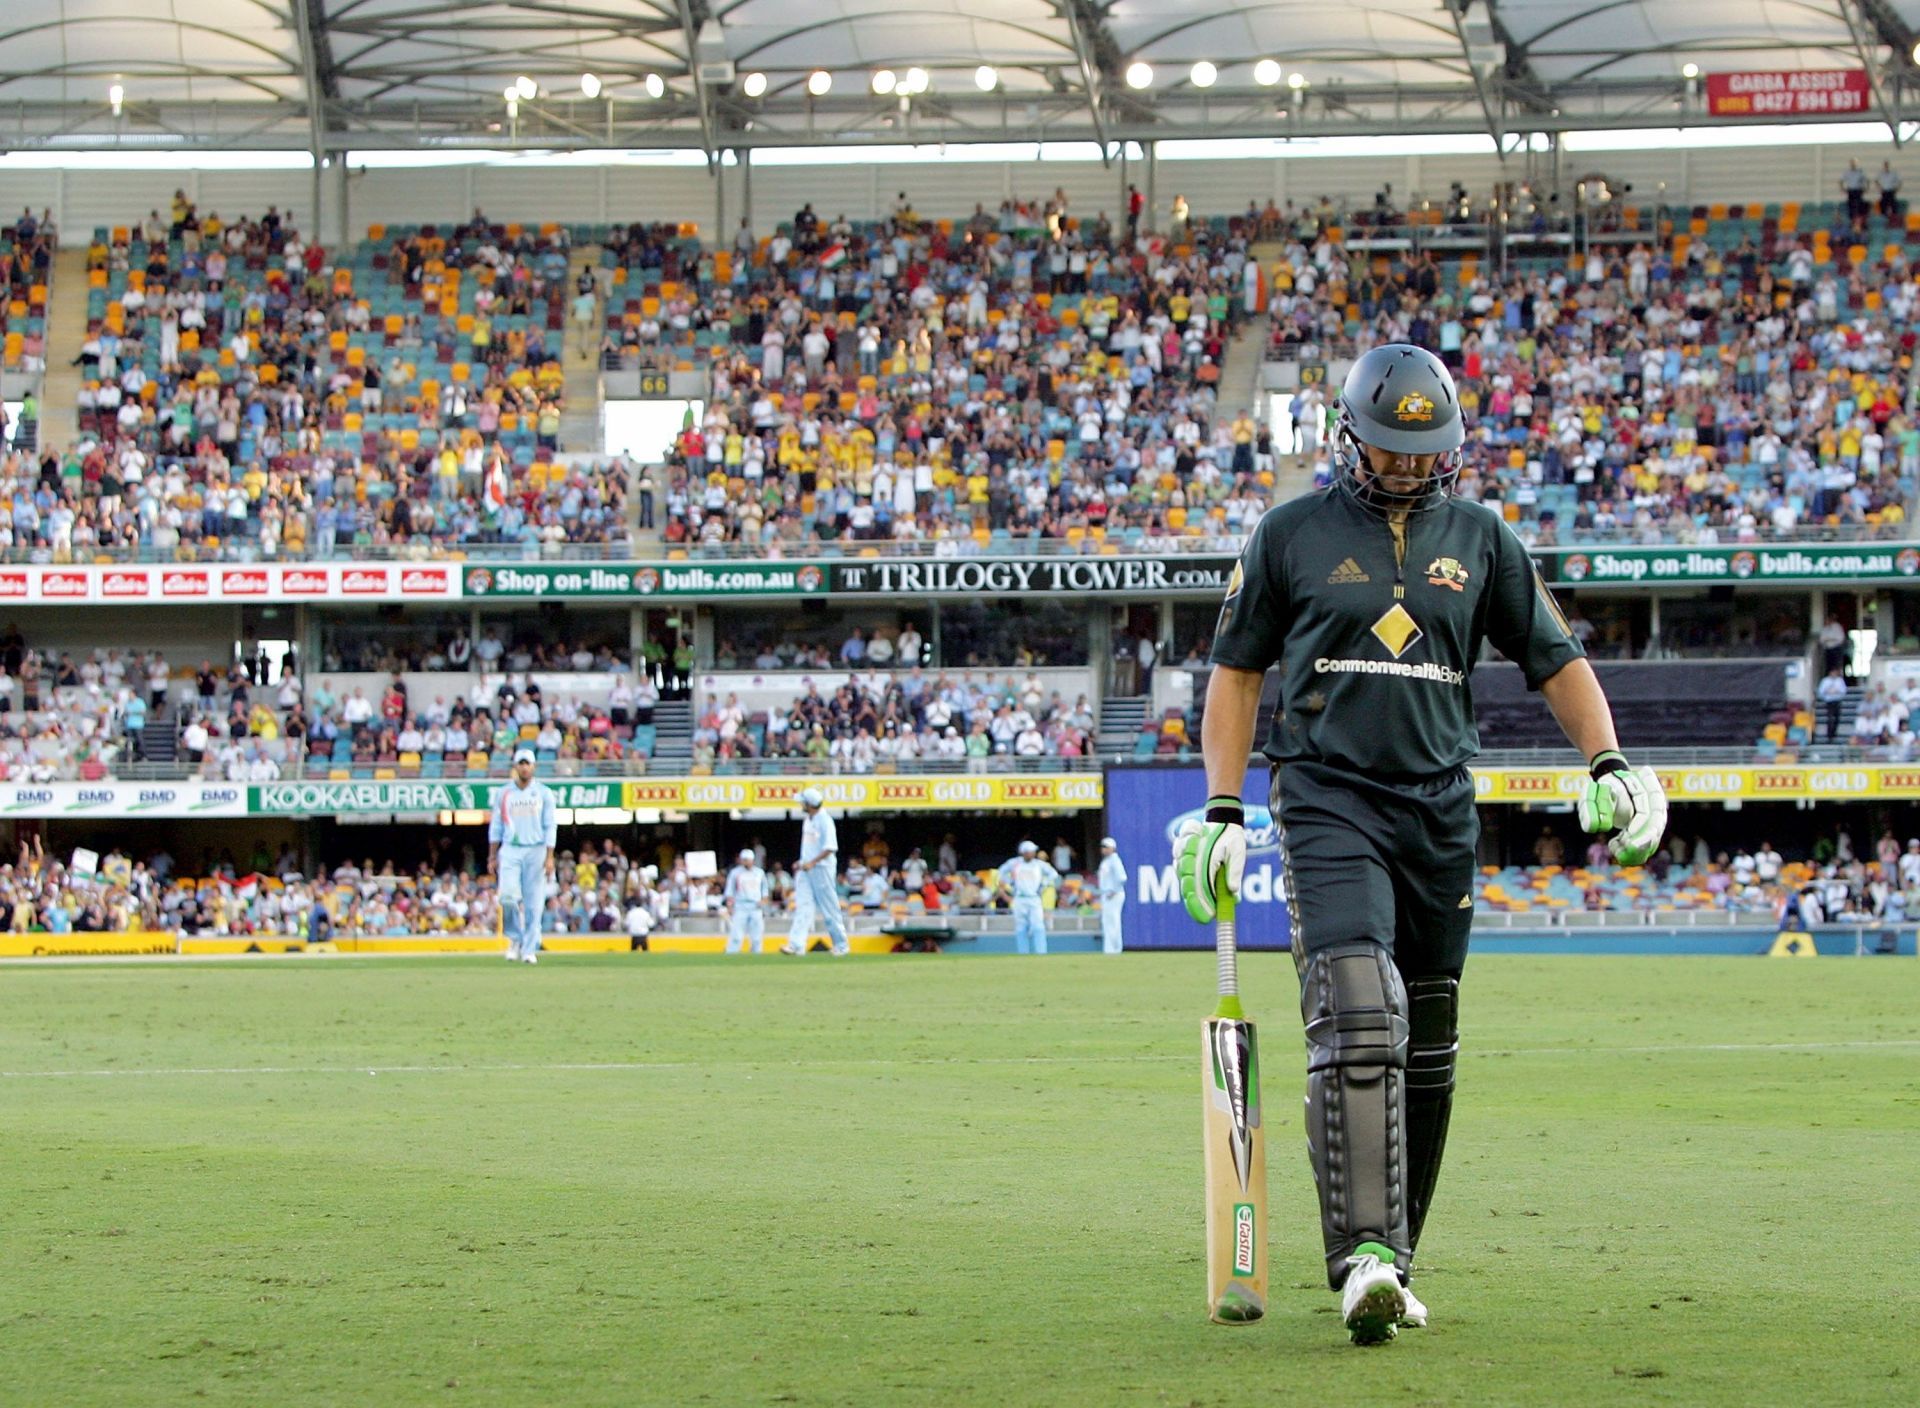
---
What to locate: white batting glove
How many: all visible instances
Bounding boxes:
[1174,797,1247,924]
[1577,752,1668,866]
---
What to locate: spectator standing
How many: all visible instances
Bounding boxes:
[1817,667,1849,744]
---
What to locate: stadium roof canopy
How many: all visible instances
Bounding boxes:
[4,1,1920,159]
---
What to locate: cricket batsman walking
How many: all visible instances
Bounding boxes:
[1097,836,1127,954]
[723,848,768,954]
[781,788,851,957]
[997,840,1062,955]
[490,746,558,964]
[1177,344,1668,1344]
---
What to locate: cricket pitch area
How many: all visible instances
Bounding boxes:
[4,954,1913,1406]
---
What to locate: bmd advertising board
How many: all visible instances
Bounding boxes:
[1104,766,1291,951]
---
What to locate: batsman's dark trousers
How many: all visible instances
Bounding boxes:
[1270,758,1475,1285]
[1270,759,1476,976]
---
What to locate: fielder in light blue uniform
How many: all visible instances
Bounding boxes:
[782,788,851,956]
[490,747,557,964]
[1097,835,1127,954]
[998,840,1063,955]
[724,848,768,954]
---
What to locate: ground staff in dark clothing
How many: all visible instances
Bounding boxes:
[1176,344,1669,1346]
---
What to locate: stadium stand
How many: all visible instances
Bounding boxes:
[689,668,1098,768]
[2,210,54,437]
[1268,196,1919,546]
[51,201,623,559]
[637,199,1266,551]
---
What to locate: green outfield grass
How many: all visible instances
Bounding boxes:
[3,953,1915,1407]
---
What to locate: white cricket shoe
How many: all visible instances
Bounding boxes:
[1399,1283,1428,1329]
[522,952,538,965]
[1341,1245,1406,1346]
[831,945,851,957]
[779,943,805,956]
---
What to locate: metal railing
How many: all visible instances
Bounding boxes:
[58,741,1915,785]
[6,513,1918,565]
[1471,908,1778,930]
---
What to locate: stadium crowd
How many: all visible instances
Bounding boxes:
[3,828,1114,939]
[1492,823,1920,926]
[12,185,1920,564]
[629,192,1270,552]
[3,208,53,396]
[1270,196,1919,544]
[36,199,629,560]
[689,668,1099,768]
[12,813,1916,941]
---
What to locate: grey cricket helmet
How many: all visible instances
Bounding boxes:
[1334,343,1466,514]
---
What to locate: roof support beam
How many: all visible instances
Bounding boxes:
[288,0,335,164]
[1060,0,1112,163]
[1482,0,1554,116]
[1837,0,1904,145]
[675,0,719,170]
[1446,0,1507,160]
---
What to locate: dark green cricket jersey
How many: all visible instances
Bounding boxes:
[1211,487,1583,778]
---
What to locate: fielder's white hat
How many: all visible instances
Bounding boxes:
[738,849,755,862]
[1101,836,1117,849]
[512,747,536,765]
[1018,840,1038,854]
[798,787,825,808]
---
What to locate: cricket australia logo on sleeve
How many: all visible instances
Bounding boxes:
[1369,602,1424,659]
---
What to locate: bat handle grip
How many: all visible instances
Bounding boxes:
[1215,891,1238,999]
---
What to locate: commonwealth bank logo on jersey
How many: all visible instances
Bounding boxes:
[1369,602,1424,658]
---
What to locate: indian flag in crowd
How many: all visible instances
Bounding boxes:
[219,873,266,902]
[818,243,847,270]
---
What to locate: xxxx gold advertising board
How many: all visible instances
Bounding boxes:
[1473,765,1920,803]
[622,774,1104,813]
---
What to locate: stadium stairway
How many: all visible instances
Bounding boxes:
[1097,695,1150,754]
[1813,681,1866,747]
[651,698,693,765]
[140,707,177,764]
[560,245,606,455]
[1210,239,1283,426]
[1271,455,1318,505]
[37,246,91,446]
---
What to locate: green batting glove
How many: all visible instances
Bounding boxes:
[1576,751,1669,866]
[1174,796,1248,924]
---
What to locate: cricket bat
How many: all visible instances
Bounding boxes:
[1203,891,1266,1323]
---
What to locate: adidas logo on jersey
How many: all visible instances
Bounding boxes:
[1328,558,1371,585]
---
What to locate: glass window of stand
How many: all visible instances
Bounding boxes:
[710,605,934,670]
[475,606,632,673]
[319,608,471,672]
